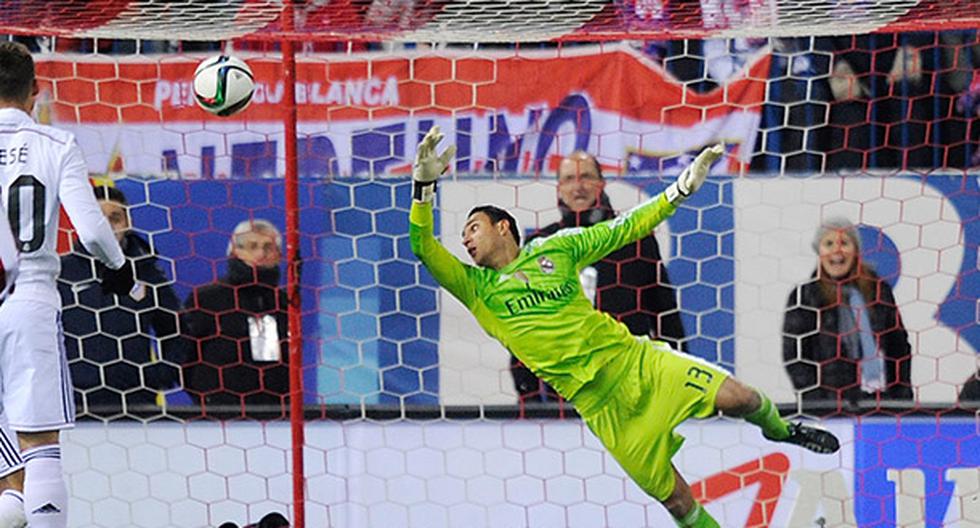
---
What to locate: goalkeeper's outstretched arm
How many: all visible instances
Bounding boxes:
[543,143,725,268]
[408,126,479,308]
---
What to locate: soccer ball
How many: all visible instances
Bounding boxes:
[192,55,255,117]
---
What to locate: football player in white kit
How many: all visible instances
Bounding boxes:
[0,41,135,528]
[0,201,26,528]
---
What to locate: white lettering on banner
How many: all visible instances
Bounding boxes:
[325,81,343,104]
[153,82,169,108]
[884,468,980,527]
[337,77,398,106]
[180,82,193,108]
[788,470,857,527]
[363,78,381,105]
[887,468,927,528]
[253,81,284,104]
[154,77,400,109]
[790,466,980,526]
[153,80,198,109]
[58,105,755,179]
[945,468,980,525]
[296,82,332,104]
[345,79,364,105]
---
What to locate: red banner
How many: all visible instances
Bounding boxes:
[35,46,769,177]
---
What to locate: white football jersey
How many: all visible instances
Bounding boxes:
[0,108,124,304]
[0,202,16,303]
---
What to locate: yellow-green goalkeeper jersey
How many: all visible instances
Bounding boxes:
[409,192,678,399]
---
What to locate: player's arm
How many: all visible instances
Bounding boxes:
[0,203,18,299]
[59,140,134,295]
[408,126,480,307]
[560,144,725,267]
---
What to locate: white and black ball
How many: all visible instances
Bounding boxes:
[193,55,254,117]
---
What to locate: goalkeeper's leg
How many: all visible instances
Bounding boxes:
[663,465,719,528]
[714,378,840,454]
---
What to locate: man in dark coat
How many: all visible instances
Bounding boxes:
[181,219,289,414]
[511,151,686,402]
[960,370,980,406]
[59,185,187,418]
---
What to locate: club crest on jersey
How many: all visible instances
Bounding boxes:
[537,256,555,274]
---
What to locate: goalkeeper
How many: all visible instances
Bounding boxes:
[409,127,840,528]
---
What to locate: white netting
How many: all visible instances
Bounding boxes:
[1,0,979,42]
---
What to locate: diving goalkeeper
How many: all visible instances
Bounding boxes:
[409,127,840,528]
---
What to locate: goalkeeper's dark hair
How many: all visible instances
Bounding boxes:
[0,41,35,103]
[93,185,128,206]
[468,205,520,246]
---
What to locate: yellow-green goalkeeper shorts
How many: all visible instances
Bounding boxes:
[571,338,730,501]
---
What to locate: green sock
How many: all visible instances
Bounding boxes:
[674,503,720,528]
[744,390,789,440]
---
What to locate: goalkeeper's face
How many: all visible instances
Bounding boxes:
[817,229,858,280]
[462,212,512,268]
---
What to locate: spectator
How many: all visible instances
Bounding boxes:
[703,38,767,84]
[751,36,835,173]
[783,218,913,412]
[511,151,686,402]
[943,30,980,168]
[823,33,940,171]
[181,219,289,414]
[59,185,187,417]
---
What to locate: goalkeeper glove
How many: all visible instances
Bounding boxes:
[413,125,456,203]
[99,259,137,297]
[665,143,725,204]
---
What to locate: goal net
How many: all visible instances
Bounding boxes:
[2,0,979,40]
[2,2,979,527]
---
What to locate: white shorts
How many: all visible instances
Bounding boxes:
[0,298,75,433]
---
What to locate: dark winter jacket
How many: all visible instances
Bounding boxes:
[59,231,188,416]
[783,270,913,409]
[960,371,980,405]
[511,192,685,401]
[181,258,289,412]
